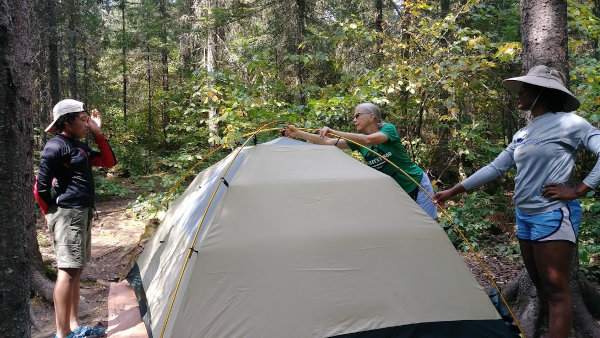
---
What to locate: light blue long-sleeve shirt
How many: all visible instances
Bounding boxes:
[461,111,600,215]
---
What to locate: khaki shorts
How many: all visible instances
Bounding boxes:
[46,206,92,269]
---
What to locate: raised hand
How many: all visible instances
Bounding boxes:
[88,109,102,136]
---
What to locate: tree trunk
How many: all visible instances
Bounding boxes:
[29,0,56,305]
[388,0,403,16]
[441,0,450,17]
[374,0,384,66]
[67,0,78,99]
[505,1,600,335]
[28,218,55,303]
[206,0,220,147]
[121,0,127,132]
[294,0,306,106]
[47,0,60,106]
[159,0,169,140]
[520,0,568,124]
[0,0,33,335]
[147,44,152,142]
[595,0,600,60]
[180,0,195,72]
[83,51,88,105]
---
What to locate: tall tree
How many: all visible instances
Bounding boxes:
[29,0,58,306]
[121,0,128,132]
[294,0,307,105]
[520,0,568,76]
[374,0,384,65]
[147,44,153,141]
[47,0,60,106]
[67,0,79,98]
[206,0,220,146]
[159,0,169,139]
[0,0,33,336]
[519,0,567,125]
[500,1,600,336]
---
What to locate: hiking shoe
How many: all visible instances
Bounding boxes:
[73,325,106,337]
[72,325,86,336]
[54,333,74,338]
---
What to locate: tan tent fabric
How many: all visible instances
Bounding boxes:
[131,140,505,337]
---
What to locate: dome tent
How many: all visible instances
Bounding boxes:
[122,137,512,337]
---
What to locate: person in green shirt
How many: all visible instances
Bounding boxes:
[285,102,437,219]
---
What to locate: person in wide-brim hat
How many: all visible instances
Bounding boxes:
[434,65,600,337]
[502,64,580,112]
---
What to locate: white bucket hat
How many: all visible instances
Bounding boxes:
[502,65,580,112]
[45,99,86,133]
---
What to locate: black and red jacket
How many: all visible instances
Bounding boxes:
[34,133,116,214]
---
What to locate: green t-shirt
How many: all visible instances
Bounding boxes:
[347,123,423,193]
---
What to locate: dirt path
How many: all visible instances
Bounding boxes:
[31,197,145,338]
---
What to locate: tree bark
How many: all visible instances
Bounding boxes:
[374,0,384,66]
[206,0,220,146]
[0,0,33,336]
[594,0,600,60]
[441,0,450,17]
[67,0,78,99]
[147,44,152,142]
[159,0,169,140]
[159,0,169,139]
[520,0,568,124]
[294,0,306,106]
[121,0,127,132]
[180,0,195,72]
[29,0,56,304]
[83,51,88,105]
[28,219,55,303]
[506,2,600,336]
[47,0,60,106]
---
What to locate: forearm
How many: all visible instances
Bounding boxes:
[325,130,373,146]
[447,183,467,198]
[35,166,54,214]
[575,183,592,198]
[91,134,117,167]
[295,130,337,145]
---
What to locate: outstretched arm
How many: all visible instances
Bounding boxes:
[318,127,389,147]
[284,125,350,149]
[433,183,466,206]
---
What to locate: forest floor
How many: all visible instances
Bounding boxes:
[29,188,526,337]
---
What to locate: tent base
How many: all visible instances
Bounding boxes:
[107,280,148,337]
[333,319,516,338]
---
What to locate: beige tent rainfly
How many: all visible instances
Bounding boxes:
[118,137,513,337]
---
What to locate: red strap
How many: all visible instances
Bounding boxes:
[33,176,49,215]
[91,134,116,167]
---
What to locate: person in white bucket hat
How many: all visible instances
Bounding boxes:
[434,65,600,337]
[34,99,116,338]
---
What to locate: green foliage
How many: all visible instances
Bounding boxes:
[439,189,509,252]
[129,190,172,220]
[36,1,600,278]
[578,195,600,283]
[95,176,133,197]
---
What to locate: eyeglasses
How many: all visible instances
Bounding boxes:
[353,112,370,119]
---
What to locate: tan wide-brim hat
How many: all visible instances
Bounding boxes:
[45,99,86,133]
[502,65,580,112]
